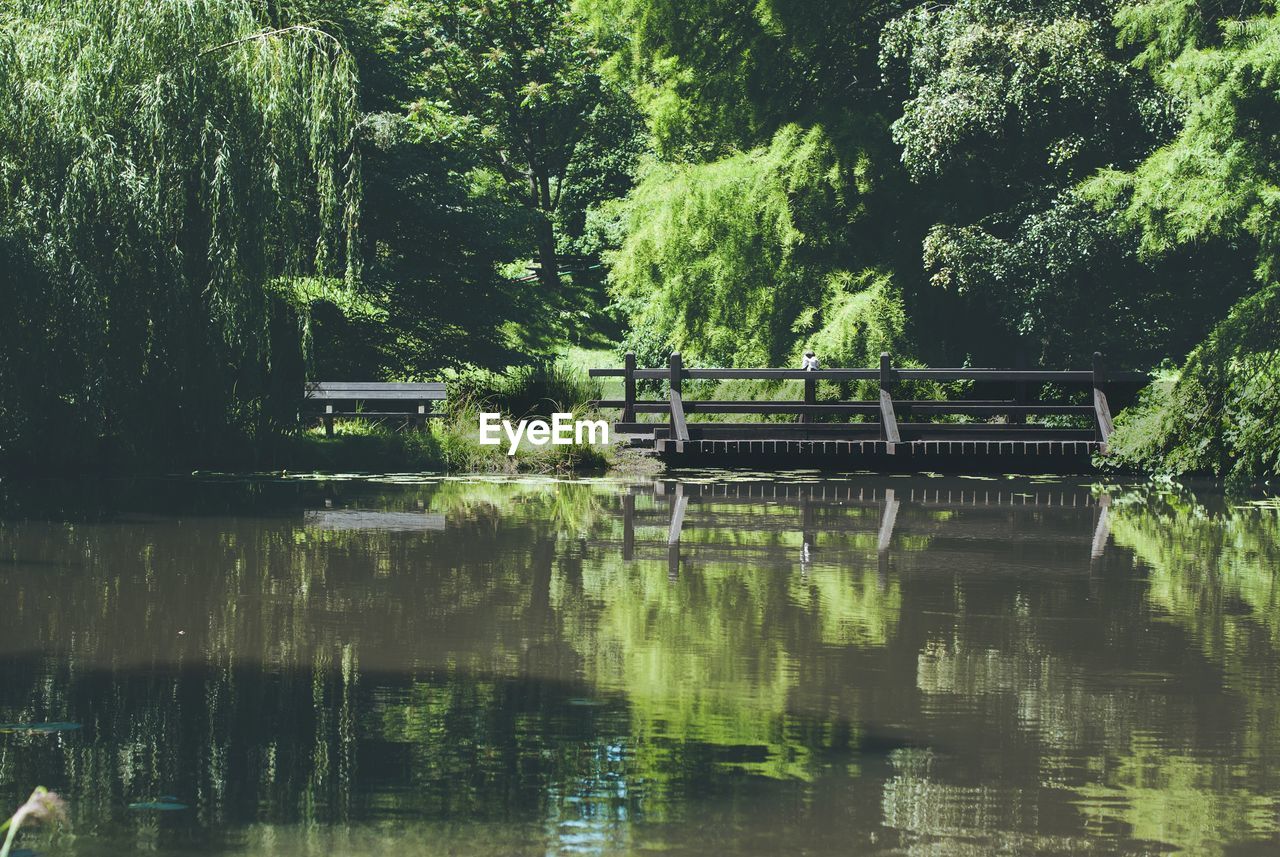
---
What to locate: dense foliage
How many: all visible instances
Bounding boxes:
[1083,0,1280,484]
[1,0,1276,481]
[408,0,617,295]
[0,0,360,469]
[1107,283,1280,487]
[602,125,903,368]
[879,0,1249,365]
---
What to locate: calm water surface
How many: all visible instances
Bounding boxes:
[1,474,1278,856]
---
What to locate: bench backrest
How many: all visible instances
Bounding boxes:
[305,381,447,401]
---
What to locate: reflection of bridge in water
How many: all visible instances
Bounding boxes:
[619,479,1112,578]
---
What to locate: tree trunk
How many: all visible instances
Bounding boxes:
[535,212,559,293]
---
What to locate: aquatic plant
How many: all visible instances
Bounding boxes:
[0,788,67,857]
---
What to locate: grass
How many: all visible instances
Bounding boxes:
[284,420,445,472]
[286,416,614,475]
[557,345,624,401]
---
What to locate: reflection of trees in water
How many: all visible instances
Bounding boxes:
[0,479,899,847]
[880,748,1080,857]
[892,486,1280,856]
[565,544,901,783]
[0,478,1276,854]
[1085,488,1280,855]
[1111,489,1280,655]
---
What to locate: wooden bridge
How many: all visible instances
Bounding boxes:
[590,352,1146,472]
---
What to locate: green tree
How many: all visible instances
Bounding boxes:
[409,0,615,296]
[583,0,898,161]
[602,125,905,368]
[875,0,1250,367]
[1106,282,1280,486]
[0,0,360,470]
[584,0,921,371]
[1078,1,1280,483]
[1086,0,1280,282]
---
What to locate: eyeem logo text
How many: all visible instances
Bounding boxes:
[479,413,609,455]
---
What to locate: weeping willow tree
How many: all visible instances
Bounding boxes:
[0,0,360,470]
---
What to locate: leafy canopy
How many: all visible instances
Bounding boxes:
[603,125,903,368]
[410,0,606,215]
[1085,1,1280,283]
[0,0,360,466]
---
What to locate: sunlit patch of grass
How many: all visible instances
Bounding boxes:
[288,420,445,472]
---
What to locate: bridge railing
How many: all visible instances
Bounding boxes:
[589,351,1147,446]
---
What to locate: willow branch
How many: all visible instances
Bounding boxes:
[200,24,342,57]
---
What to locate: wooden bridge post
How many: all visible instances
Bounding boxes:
[622,351,636,422]
[879,352,901,446]
[669,351,682,399]
[801,372,816,424]
[1092,351,1114,446]
[668,352,689,449]
[1011,347,1028,425]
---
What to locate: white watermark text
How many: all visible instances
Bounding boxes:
[479,413,609,455]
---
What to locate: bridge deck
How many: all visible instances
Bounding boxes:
[653,438,1100,472]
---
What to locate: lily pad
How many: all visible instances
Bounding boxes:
[128,799,188,811]
[0,722,82,734]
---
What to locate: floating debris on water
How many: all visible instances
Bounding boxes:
[0,722,82,734]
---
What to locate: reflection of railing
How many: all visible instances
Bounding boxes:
[620,480,1112,578]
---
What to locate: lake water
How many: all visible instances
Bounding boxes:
[1,474,1278,856]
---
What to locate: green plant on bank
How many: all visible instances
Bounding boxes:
[460,360,605,419]
[289,419,445,472]
[291,415,611,475]
[432,392,611,475]
[1,788,66,857]
[1105,283,1280,488]
[432,360,611,473]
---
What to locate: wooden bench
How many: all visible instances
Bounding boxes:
[304,381,447,436]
